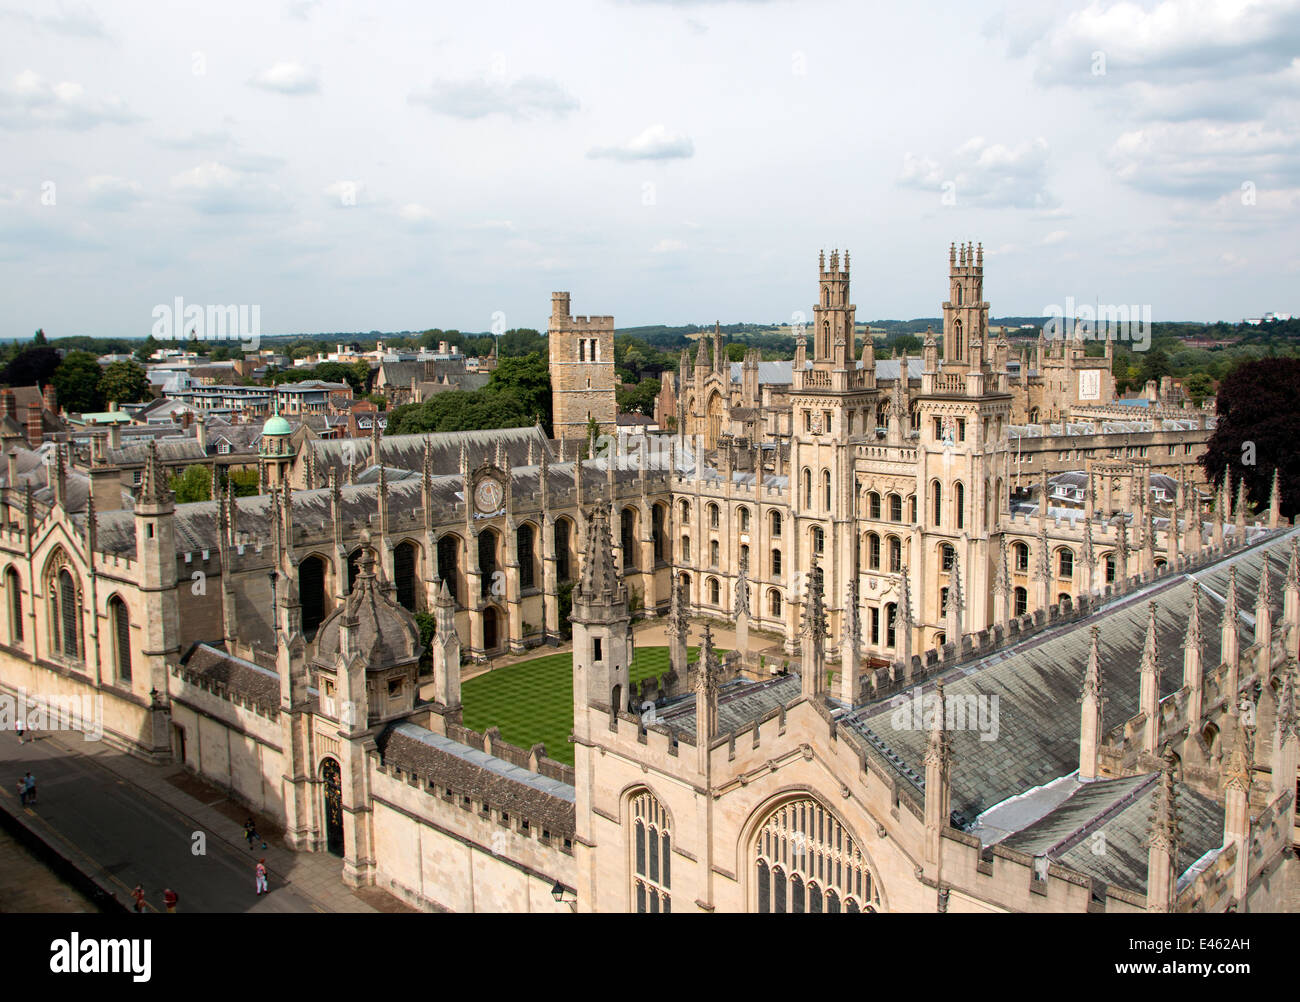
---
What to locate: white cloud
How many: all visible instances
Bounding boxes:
[324,180,371,207]
[588,124,695,161]
[1041,229,1069,245]
[410,75,578,120]
[249,61,320,95]
[1106,122,1300,197]
[1,3,109,38]
[651,238,687,253]
[86,175,144,210]
[398,203,435,228]
[0,70,138,129]
[898,136,1059,209]
[170,162,285,214]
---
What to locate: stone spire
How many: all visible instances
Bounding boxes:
[800,563,828,699]
[694,620,720,752]
[1115,517,1129,588]
[945,548,963,645]
[1079,625,1106,781]
[840,573,861,704]
[574,503,624,608]
[1222,565,1241,702]
[432,579,461,707]
[666,574,689,680]
[1235,476,1247,538]
[1269,467,1281,529]
[1255,551,1273,675]
[1273,659,1300,799]
[1183,581,1205,726]
[138,439,172,508]
[1139,601,1161,754]
[923,681,952,869]
[734,559,751,655]
[1285,538,1300,659]
[1223,708,1254,908]
[898,564,915,674]
[1145,749,1181,913]
[992,536,1009,625]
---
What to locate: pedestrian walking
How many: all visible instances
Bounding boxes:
[131,885,146,913]
[22,771,34,806]
[162,888,178,913]
[243,818,266,850]
[15,720,23,744]
[255,858,268,896]
[16,777,26,807]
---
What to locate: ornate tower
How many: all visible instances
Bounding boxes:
[812,249,856,369]
[134,440,180,758]
[259,405,293,491]
[548,292,616,441]
[570,503,633,721]
[942,242,988,368]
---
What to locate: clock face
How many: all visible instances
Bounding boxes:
[474,478,503,513]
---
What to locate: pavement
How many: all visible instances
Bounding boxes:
[0,728,412,913]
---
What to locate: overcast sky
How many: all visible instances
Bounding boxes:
[1,0,1297,339]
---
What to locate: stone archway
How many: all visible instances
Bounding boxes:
[320,757,344,858]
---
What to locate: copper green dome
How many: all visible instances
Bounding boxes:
[262,413,292,437]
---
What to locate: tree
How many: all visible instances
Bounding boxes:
[1138,347,1171,387]
[168,465,212,503]
[1200,357,1300,520]
[134,335,159,362]
[33,329,46,345]
[385,388,531,435]
[616,377,660,417]
[222,469,260,497]
[486,352,551,429]
[1182,372,1214,405]
[51,351,106,413]
[99,360,152,405]
[2,346,62,388]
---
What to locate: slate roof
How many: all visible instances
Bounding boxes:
[843,526,1297,825]
[658,673,802,738]
[177,642,281,715]
[377,722,576,836]
[304,426,551,479]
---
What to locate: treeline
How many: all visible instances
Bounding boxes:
[385,353,552,436]
[0,340,152,413]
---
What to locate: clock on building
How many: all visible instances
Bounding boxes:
[474,478,504,514]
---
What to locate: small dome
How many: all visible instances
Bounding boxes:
[262,413,292,437]
[312,553,420,671]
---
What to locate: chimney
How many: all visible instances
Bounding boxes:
[26,402,41,447]
[42,383,57,415]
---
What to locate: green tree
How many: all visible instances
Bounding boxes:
[98,360,152,405]
[1182,372,1214,405]
[1,346,61,387]
[134,335,159,362]
[486,352,551,430]
[616,377,660,417]
[168,465,212,503]
[223,468,260,497]
[52,351,106,413]
[33,329,46,345]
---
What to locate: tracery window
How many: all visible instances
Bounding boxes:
[631,791,671,913]
[752,797,879,913]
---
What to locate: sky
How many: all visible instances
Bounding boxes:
[1,0,1298,340]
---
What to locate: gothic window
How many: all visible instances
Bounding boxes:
[578,340,586,362]
[652,505,666,564]
[772,549,782,577]
[395,541,419,610]
[708,503,720,529]
[1105,555,1116,583]
[620,508,637,571]
[812,526,825,554]
[1014,587,1028,616]
[478,529,498,600]
[752,797,878,913]
[909,495,917,523]
[1058,548,1074,579]
[1013,542,1029,573]
[885,603,897,647]
[940,587,949,615]
[940,544,955,572]
[867,533,881,571]
[740,543,750,570]
[803,468,813,508]
[955,482,965,529]
[438,535,462,603]
[631,791,671,913]
[679,500,690,525]
[889,494,902,522]
[771,510,782,537]
[6,567,21,644]
[554,520,572,584]
[932,481,943,527]
[300,555,327,638]
[769,589,782,616]
[49,565,81,661]
[738,506,750,533]
[823,470,831,510]
[709,577,720,605]
[108,595,131,683]
[868,492,881,520]
[516,526,536,590]
[710,540,719,567]
[681,536,691,562]
[888,536,902,573]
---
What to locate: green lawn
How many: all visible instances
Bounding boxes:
[460,645,714,767]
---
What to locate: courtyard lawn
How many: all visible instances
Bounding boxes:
[460,645,714,768]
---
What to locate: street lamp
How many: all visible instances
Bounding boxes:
[550,881,576,911]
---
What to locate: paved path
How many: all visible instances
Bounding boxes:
[0,824,95,912]
[0,729,403,913]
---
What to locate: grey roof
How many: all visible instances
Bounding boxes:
[304,426,551,479]
[104,437,206,467]
[378,722,576,835]
[177,642,281,715]
[844,526,1297,825]
[659,673,802,738]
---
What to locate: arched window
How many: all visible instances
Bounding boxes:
[822,470,832,510]
[516,526,536,591]
[680,536,691,562]
[771,510,783,537]
[1013,542,1029,573]
[709,577,720,605]
[708,503,720,529]
[5,567,21,644]
[50,567,81,660]
[867,532,881,571]
[889,494,902,522]
[932,481,942,527]
[740,543,750,572]
[107,595,132,683]
[631,790,671,913]
[772,549,782,577]
[888,536,902,573]
[299,555,327,638]
[1105,555,1116,583]
[803,469,813,508]
[812,526,825,554]
[769,589,782,616]
[652,504,666,564]
[679,499,690,525]
[752,797,878,913]
[868,492,881,520]
[739,506,750,533]
[620,508,637,571]
[885,602,897,647]
[940,543,955,572]
[478,529,498,600]
[1058,548,1074,579]
[394,540,419,610]
[909,495,917,523]
[955,482,965,530]
[710,540,719,567]
[438,534,462,602]
[1014,586,1028,616]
